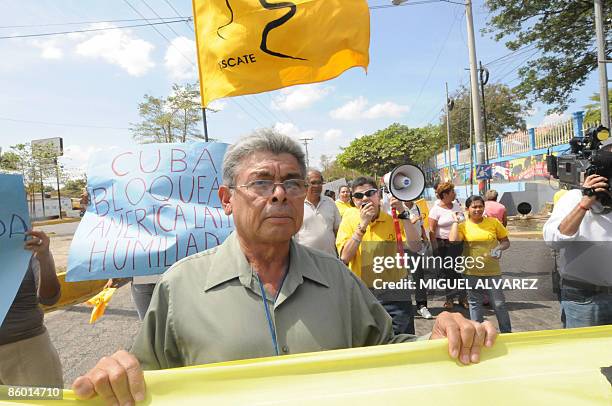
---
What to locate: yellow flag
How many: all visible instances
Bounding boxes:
[192,0,370,107]
[85,287,116,324]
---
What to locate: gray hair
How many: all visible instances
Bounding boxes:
[307,168,323,179]
[222,129,307,185]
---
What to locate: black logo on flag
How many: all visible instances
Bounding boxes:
[217,0,307,61]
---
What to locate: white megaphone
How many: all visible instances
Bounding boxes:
[383,164,426,202]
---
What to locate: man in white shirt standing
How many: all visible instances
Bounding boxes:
[543,174,612,328]
[294,169,341,255]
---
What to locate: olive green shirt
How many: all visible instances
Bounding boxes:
[131,232,425,370]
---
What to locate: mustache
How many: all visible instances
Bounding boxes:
[263,207,294,218]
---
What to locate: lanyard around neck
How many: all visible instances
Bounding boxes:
[255,270,288,356]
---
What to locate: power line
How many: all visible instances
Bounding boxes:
[162,0,194,32]
[0,17,188,29]
[140,0,184,38]
[245,95,286,125]
[0,19,190,40]
[369,0,464,10]
[495,50,540,83]
[411,8,462,117]
[0,116,129,130]
[483,44,538,67]
[132,0,280,129]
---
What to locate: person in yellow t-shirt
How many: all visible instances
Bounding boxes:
[335,185,353,217]
[336,176,422,335]
[449,195,512,333]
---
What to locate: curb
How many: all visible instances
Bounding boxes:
[507,231,542,239]
[33,218,81,227]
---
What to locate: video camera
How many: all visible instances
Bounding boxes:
[547,125,612,208]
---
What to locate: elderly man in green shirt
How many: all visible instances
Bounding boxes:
[72,130,497,405]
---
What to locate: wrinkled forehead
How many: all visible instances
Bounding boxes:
[236,151,303,182]
[307,171,323,181]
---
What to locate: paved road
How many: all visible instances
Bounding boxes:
[38,221,79,237]
[43,224,561,387]
[46,285,140,388]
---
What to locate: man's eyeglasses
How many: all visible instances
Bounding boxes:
[352,189,378,199]
[230,179,308,197]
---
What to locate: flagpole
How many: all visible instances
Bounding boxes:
[202,108,209,142]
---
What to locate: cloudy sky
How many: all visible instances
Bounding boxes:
[0,0,598,179]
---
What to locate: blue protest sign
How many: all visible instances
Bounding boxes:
[67,142,234,281]
[476,164,492,180]
[0,174,31,327]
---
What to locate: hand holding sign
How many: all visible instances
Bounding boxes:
[24,230,50,254]
[0,173,31,327]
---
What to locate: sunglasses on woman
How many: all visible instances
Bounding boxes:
[353,189,378,199]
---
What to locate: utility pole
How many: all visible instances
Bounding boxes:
[466,0,486,194]
[479,61,491,191]
[445,82,453,181]
[55,158,62,219]
[469,86,474,196]
[40,167,46,218]
[300,137,313,168]
[594,0,610,129]
[201,108,209,142]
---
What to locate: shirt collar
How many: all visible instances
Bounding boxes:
[204,232,253,291]
[372,210,392,224]
[204,232,330,292]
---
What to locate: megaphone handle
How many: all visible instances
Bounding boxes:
[391,208,406,267]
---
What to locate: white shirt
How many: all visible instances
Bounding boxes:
[543,189,612,286]
[294,195,341,256]
[428,201,463,239]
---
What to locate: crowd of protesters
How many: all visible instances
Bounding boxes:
[3,130,612,397]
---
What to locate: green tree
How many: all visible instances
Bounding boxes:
[2,143,64,203]
[62,177,87,197]
[168,83,205,143]
[320,155,358,181]
[0,151,21,171]
[336,124,443,176]
[131,94,178,143]
[441,84,528,148]
[583,90,612,124]
[484,1,611,112]
[131,83,205,144]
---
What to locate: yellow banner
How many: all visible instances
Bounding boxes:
[2,326,611,405]
[193,0,370,107]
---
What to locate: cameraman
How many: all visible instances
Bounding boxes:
[543,174,612,328]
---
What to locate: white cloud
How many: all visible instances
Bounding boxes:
[60,144,118,174]
[324,129,342,140]
[31,39,63,60]
[270,123,351,169]
[273,122,300,137]
[164,36,197,81]
[208,100,226,112]
[364,101,410,119]
[540,113,569,126]
[330,96,410,120]
[75,23,155,77]
[330,96,369,120]
[271,84,332,111]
